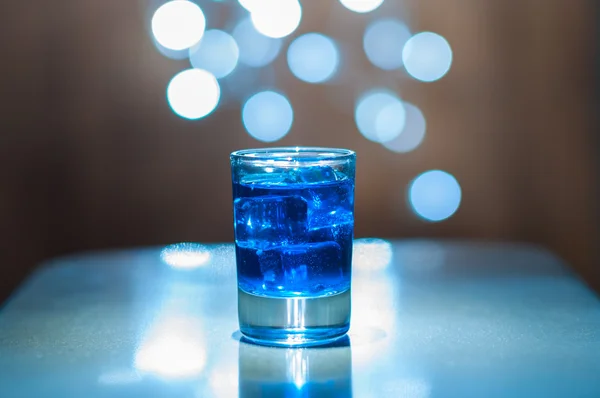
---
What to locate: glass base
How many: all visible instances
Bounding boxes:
[238,288,351,347]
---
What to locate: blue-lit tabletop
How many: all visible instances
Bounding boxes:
[1,240,599,398]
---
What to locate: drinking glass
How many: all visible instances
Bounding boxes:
[230,147,356,346]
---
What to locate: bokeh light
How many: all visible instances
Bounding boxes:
[135,316,207,379]
[408,170,461,222]
[350,277,396,366]
[363,19,411,70]
[208,368,239,397]
[355,90,406,143]
[238,0,259,12]
[160,242,212,269]
[151,0,206,51]
[189,30,239,79]
[353,238,393,271]
[233,17,282,68]
[153,39,189,60]
[242,91,293,142]
[250,0,302,39]
[167,69,220,120]
[403,32,453,82]
[382,102,426,153]
[339,0,384,13]
[287,33,340,84]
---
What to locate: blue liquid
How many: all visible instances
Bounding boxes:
[233,169,354,298]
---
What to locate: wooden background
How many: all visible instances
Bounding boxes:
[0,0,597,301]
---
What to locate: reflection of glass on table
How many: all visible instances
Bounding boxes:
[230,148,356,347]
[238,337,352,397]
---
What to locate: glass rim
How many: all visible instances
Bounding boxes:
[231,147,355,164]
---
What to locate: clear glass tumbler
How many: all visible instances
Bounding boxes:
[230,147,356,346]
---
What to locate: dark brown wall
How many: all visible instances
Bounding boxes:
[0,0,597,300]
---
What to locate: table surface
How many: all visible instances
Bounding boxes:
[0,239,599,398]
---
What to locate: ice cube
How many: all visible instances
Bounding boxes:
[240,172,291,186]
[309,208,354,230]
[234,195,308,249]
[309,224,353,245]
[304,178,353,221]
[307,207,353,246]
[258,242,342,290]
[258,249,285,290]
[287,166,340,184]
[280,241,342,285]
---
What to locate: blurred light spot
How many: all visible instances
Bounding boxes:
[189,30,239,79]
[167,69,220,120]
[287,33,339,84]
[363,19,411,70]
[350,278,395,366]
[135,317,207,379]
[152,0,206,51]
[355,90,405,143]
[250,0,302,39]
[238,0,258,11]
[409,170,461,222]
[339,0,383,13]
[403,32,452,82]
[153,39,189,60]
[208,369,239,397]
[233,17,282,67]
[382,102,426,153]
[375,101,406,142]
[242,91,293,142]
[160,242,212,269]
[353,238,393,271]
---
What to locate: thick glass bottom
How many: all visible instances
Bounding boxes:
[238,288,351,347]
